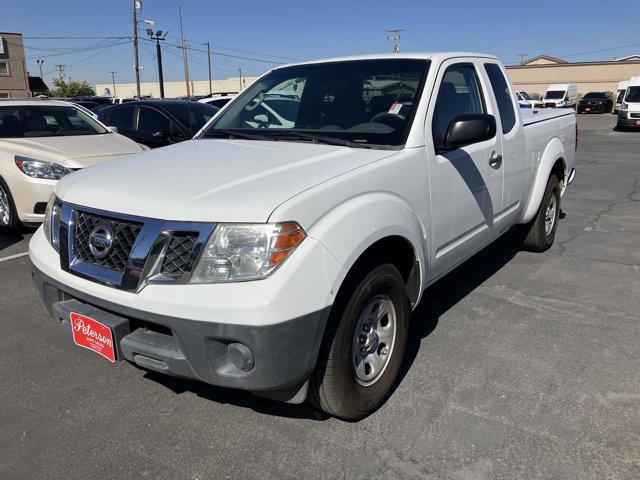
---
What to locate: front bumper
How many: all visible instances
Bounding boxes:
[578,104,605,113]
[4,170,55,224]
[617,111,640,127]
[32,262,330,400]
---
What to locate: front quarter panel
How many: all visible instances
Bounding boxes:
[268,148,430,305]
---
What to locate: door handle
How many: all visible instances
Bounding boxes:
[489,153,502,168]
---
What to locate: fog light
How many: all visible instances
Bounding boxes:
[228,343,254,372]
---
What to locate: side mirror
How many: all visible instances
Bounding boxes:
[442,114,496,151]
[107,126,118,133]
[151,130,170,139]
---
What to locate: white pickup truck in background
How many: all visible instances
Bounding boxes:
[30,52,576,420]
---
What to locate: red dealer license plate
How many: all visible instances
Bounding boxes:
[70,312,116,362]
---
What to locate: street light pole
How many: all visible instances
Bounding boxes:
[237,68,242,91]
[147,30,167,98]
[36,59,44,79]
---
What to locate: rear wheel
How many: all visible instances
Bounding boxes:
[518,174,560,252]
[0,179,19,232]
[308,264,410,420]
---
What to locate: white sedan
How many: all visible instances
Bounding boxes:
[0,99,146,230]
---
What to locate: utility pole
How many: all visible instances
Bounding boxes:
[203,41,212,95]
[387,28,404,53]
[54,64,66,80]
[148,30,167,98]
[36,59,44,79]
[237,68,243,91]
[517,52,528,64]
[109,71,117,96]
[179,6,191,97]
[132,0,142,98]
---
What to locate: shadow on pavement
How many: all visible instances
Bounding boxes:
[0,231,25,254]
[393,235,520,395]
[141,370,330,421]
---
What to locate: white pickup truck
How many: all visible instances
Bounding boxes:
[30,52,577,420]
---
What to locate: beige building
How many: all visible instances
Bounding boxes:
[506,55,640,96]
[0,32,30,98]
[95,76,258,99]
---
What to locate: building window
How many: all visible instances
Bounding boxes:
[0,62,9,76]
[0,92,9,98]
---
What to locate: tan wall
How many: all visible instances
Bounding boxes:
[95,77,259,99]
[0,33,29,98]
[506,61,640,96]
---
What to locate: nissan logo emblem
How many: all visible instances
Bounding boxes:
[88,224,114,259]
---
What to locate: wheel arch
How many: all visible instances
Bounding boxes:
[306,191,428,310]
[520,137,567,224]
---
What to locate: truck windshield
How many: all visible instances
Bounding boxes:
[519,92,533,100]
[200,59,430,148]
[544,91,565,100]
[625,87,640,103]
[0,105,108,138]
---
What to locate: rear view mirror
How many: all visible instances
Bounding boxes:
[443,114,496,151]
[253,114,269,124]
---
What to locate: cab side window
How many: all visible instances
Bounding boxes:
[107,105,135,131]
[138,107,171,135]
[432,64,486,152]
[484,63,516,134]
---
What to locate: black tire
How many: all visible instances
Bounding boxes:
[518,174,560,252]
[0,177,20,232]
[308,263,410,420]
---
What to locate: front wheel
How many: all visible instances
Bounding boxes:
[518,174,560,252]
[0,179,19,232]
[308,264,410,420]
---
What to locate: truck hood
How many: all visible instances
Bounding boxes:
[0,133,144,168]
[56,139,398,223]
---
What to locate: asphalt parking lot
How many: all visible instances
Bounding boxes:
[1,114,639,479]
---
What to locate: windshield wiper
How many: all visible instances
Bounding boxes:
[201,129,267,141]
[268,131,374,149]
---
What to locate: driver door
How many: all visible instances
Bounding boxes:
[426,60,504,274]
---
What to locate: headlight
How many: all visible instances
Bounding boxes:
[15,156,71,180]
[43,194,61,251]
[190,222,306,283]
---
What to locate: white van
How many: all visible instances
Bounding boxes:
[614,80,630,113]
[517,91,543,108]
[543,83,578,108]
[617,76,640,129]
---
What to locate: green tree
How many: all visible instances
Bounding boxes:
[50,77,95,98]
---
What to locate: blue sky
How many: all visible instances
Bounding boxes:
[4,0,640,89]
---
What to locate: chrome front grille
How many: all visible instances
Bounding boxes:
[74,211,142,272]
[59,203,214,292]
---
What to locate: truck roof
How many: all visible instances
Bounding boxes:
[546,83,577,90]
[275,52,499,69]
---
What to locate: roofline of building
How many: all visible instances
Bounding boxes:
[506,59,640,69]
[0,32,23,36]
